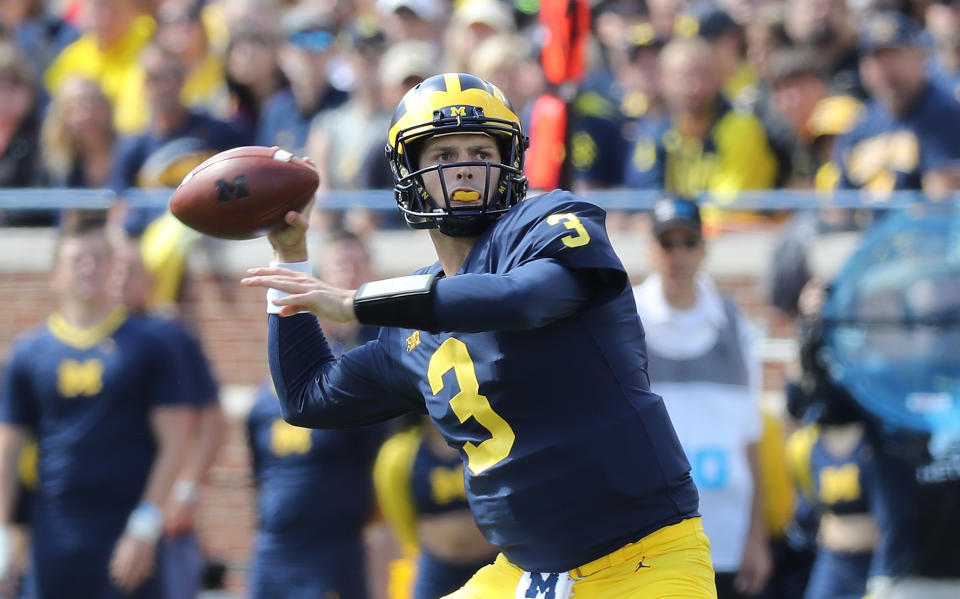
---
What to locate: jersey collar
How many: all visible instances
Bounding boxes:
[47,306,128,350]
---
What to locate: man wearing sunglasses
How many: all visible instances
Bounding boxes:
[633,197,772,599]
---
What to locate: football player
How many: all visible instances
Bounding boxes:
[246,381,384,599]
[374,415,498,599]
[242,73,716,599]
[0,215,195,598]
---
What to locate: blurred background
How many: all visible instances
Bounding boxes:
[1,0,959,596]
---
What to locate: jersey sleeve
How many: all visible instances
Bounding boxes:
[270,313,425,428]
[432,258,592,332]
[0,342,38,429]
[509,193,628,290]
[142,328,193,408]
[167,320,219,407]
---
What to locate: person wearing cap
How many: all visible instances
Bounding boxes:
[377,0,446,45]
[677,3,756,109]
[633,197,772,599]
[832,10,960,198]
[623,37,778,230]
[306,20,391,192]
[256,4,347,155]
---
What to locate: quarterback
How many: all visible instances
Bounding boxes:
[243,73,716,598]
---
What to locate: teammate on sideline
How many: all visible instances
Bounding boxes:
[242,73,716,599]
[0,214,195,598]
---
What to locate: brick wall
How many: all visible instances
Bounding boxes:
[0,246,801,593]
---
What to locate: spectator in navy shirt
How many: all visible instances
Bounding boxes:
[833,11,960,198]
[110,43,248,194]
[255,3,346,154]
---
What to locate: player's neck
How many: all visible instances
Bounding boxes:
[430,229,478,277]
[57,298,119,330]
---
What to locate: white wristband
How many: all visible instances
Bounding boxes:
[125,502,164,543]
[0,525,12,579]
[266,260,313,314]
[172,480,198,503]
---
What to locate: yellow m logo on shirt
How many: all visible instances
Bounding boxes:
[57,359,104,398]
[270,419,313,456]
[819,464,861,505]
[430,465,466,505]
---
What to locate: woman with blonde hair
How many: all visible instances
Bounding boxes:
[40,76,116,188]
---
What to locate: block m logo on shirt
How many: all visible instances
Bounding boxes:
[517,571,574,599]
[57,359,104,398]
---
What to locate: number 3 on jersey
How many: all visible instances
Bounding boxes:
[428,338,515,475]
[546,212,591,248]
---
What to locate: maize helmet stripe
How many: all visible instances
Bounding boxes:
[388,77,522,152]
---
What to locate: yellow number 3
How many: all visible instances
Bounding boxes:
[546,212,591,248]
[428,338,516,475]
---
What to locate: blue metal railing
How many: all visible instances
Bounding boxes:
[0,188,955,213]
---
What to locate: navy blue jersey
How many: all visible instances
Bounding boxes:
[138,314,218,407]
[834,83,960,192]
[0,308,189,515]
[246,383,384,551]
[789,425,876,516]
[269,191,699,572]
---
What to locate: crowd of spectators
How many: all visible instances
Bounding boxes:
[0,0,957,231]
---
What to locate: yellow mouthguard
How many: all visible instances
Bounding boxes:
[451,190,481,202]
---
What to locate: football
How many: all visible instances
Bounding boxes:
[169,146,320,240]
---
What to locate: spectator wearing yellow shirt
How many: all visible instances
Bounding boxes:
[624,37,779,230]
[45,0,154,134]
[155,0,229,119]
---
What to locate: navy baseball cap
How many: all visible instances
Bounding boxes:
[652,198,702,237]
[688,3,738,40]
[859,11,928,54]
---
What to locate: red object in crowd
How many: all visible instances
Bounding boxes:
[538,0,591,85]
[61,0,84,24]
[525,94,567,191]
